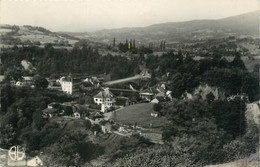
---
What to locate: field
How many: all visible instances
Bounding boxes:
[1,25,79,46]
[111,103,168,129]
[0,28,12,35]
[15,34,78,45]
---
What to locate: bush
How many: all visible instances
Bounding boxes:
[210,98,247,139]
[153,103,162,112]
[34,76,48,89]
[221,122,259,162]
[107,106,116,112]
[89,104,101,110]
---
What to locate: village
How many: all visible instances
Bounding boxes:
[4,68,174,145]
[0,2,259,166]
[0,32,259,166]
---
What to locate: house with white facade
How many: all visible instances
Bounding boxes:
[73,112,81,118]
[59,76,73,95]
[94,88,115,112]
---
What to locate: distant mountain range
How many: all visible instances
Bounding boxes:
[65,10,258,44]
[1,11,258,46]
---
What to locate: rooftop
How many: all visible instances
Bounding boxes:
[61,76,73,82]
[88,112,103,120]
[42,108,58,114]
[94,88,115,99]
[23,76,33,81]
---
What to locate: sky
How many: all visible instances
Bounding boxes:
[0,0,258,32]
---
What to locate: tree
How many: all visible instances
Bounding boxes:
[26,132,42,151]
[44,43,54,50]
[91,124,101,133]
[149,70,157,86]
[162,99,230,164]
[153,103,162,112]
[230,54,246,70]
[206,92,215,104]
[118,43,128,53]
[32,109,48,130]
[221,122,259,162]
[34,76,48,89]
[253,64,259,73]
[84,120,92,130]
[210,98,247,139]
[63,106,73,116]
[169,73,198,98]
[0,124,18,148]
[4,67,22,82]
[0,85,14,114]
[113,37,115,47]
[17,117,29,129]
[4,107,19,127]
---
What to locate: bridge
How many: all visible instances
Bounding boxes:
[103,74,150,86]
[109,88,141,93]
